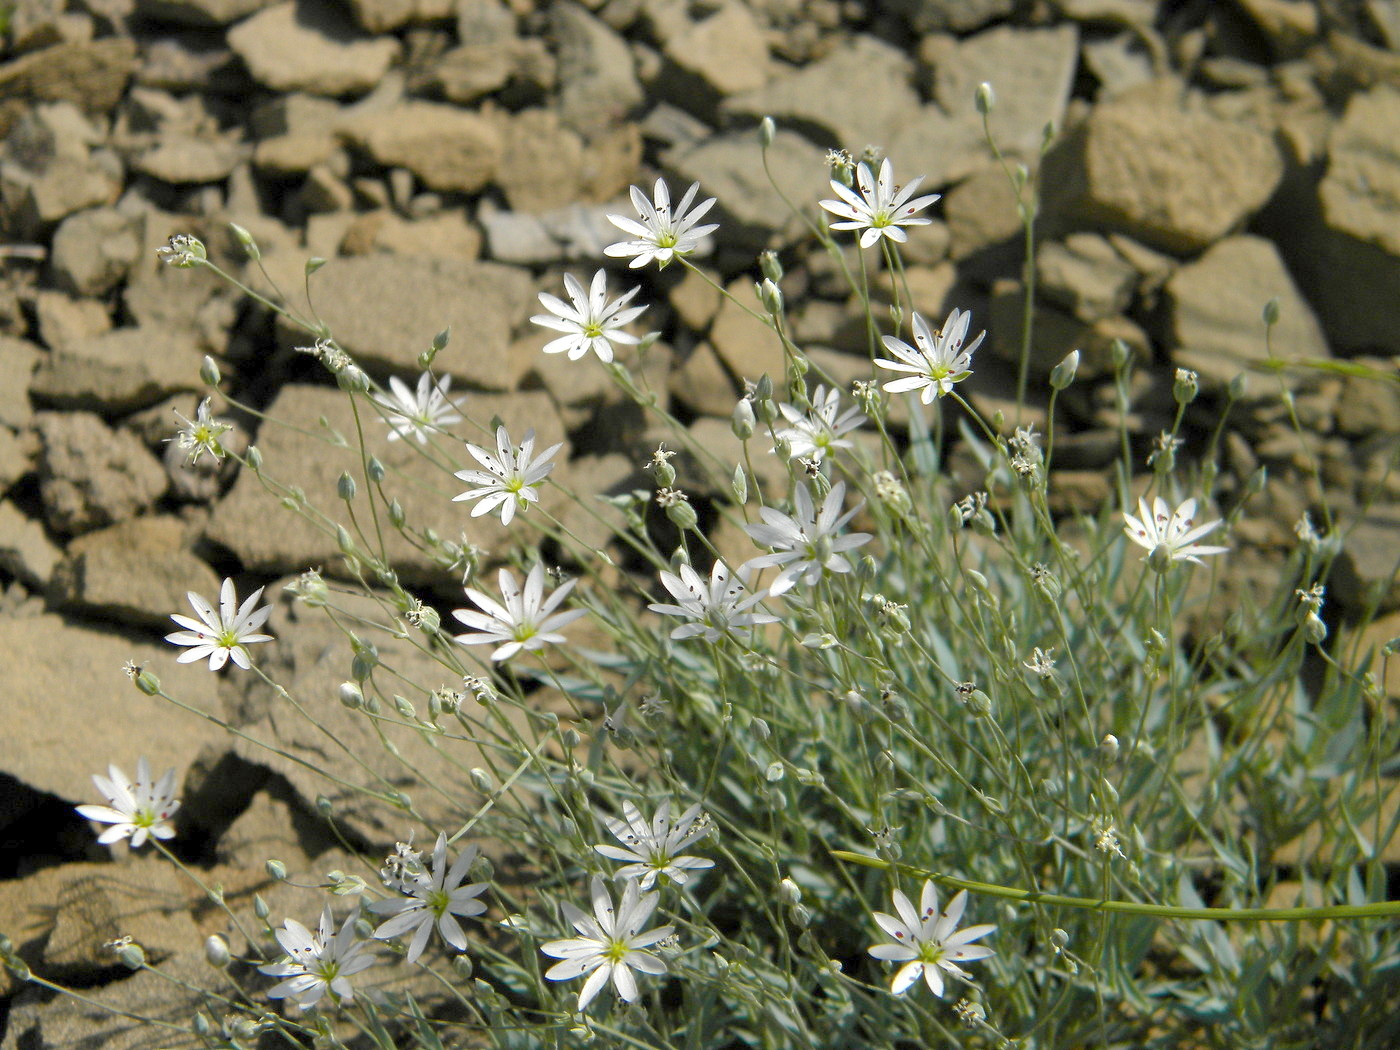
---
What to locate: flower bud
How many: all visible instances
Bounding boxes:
[200,355,222,387]
[1245,465,1268,497]
[1111,338,1131,370]
[1228,372,1249,401]
[789,904,811,929]
[389,498,406,528]
[204,934,231,968]
[779,877,802,905]
[193,1013,213,1037]
[470,767,495,793]
[1262,297,1280,327]
[732,464,748,505]
[731,397,756,440]
[367,456,385,482]
[1303,613,1327,644]
[338,471,357,501]
[756,277,783,317]
[339,682,363,709]
[1049,349,1079,390]
[759,250,783,284]
[415,605,440,634]
[965,689,993,717]
[452,954,474,980]
[265,859,287,880]
[664,497,698,532]
[316,795,333,818]
[758,115,776,149]
[975,81,995,114]
[135,669,162,696]
[253,894,270,919]
[336,524,355,555]
[337,365,369,393]
[115,941,146,969]
[752,717,770,741]
[394,694,416,718]
[245,445,262,471]
[229,222,260,261]
[1097,734,1120,764]
[1173,368,1199,405]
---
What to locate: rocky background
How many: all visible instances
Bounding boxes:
[3,0,1400,1044]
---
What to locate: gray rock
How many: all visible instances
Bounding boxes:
[658,1,772,115]
[205,384,568,581]
[340,101,500,193]
[226,0,401,97]
[480,202,621,264]
[887,106,994,192]
[1332,507,1400,613]
[135,0,272,26]
[1335,358,1400,438]
[36,411,168,535]
[1036,232,1137,322]
[0,102,121,237]
[344,0,451,32]
[0,336,41,430]
[52,516,222,627]
[131,132,246,184]
[49,206,144,296]
[552,1,643,135]
[1041,85,1284,253]
[667,128,826,249]
[498,108,586,212]
[943,164,1022,260]
[722,34,921,151]
[1165,235,1330,395]
[0,501,61,588]
[0,39,137,136]
[30,326,204,414]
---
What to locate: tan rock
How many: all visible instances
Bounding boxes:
[342,102,500,193]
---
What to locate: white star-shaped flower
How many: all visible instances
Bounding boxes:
[451,425,562,526]
[773,384,864,463]
[594,801,714,890]
[531,270,647,363]
[374,372,466,444]
[452,563,586,662]
[165,577,273,671]
[259,906,378,1011]
[369,832,489,963]
[819,158,941,249]
[1122,496,1228,567]
[171,397,232,464]
[869,881,996,997]
[876,308,982,403]
[742,481,872,596]
[75,757,180,848]
[540,876,674,1012]
[647,561,778,643]
[604,179,718,269]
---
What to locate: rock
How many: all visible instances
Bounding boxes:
[886,0,1012,33]
[0,336,41,430]
[0,612,235,803]
[668,342,738,418]
[36,411,168,535]
[657,1,772,118]
[943,165,1022,261]
[722,34,921,151]
[1036,232,1137,322]
[341,209,482,259]
[552,1,643,135]
[52,516,222,627]
[886,105,993,194]
[0,500,62,588]
[48,206,144,296]
[131,132,245,184]
[1233,0,1319,58]
[226,0,401,97]
[498,108,587,213]
[1164,235,1330,395]
[428,41,517,104]
[0,102,122,237]
[989,280,1147,381]
[345,0,451,33]
[924,23,1079,159]
[1041,85,1284,253]
[35,289,112,351]
[1331,507,1400,614]
[341,101,500,193]
[137,0,271,24]
[0,39,137,137]
[479,201,621,264]
[667,128,826,249]
[30,326,205,414]
[708,277,785,386]
[0,425,34,495]
[1081,31,1157,99]
[205,384,568,581]
[1335,358,1400,438]
[275,255,531,385]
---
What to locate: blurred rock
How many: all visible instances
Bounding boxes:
[36,411,168,534]
[0,500,62,589]
[552,1,643,135]
[49,206,144,296]
[655,1,772,119]
[341,101,500,193]
[0,39,137,138]
[1331,507,1400,614]
[0,102,122,238]
[1041,84,1283,253]
[135,0,273,26]
[1334,358,1400,438]
[0,336,42,430]
[1036,232,1138,323]
[341,209,483,259]
[227,0,401,97]
[31,326,204,414]
[345,0,451,33]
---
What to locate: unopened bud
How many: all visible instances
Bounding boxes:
[1228,372,1249,401]
[246,445,263,471]
[115,941,146,969]
[779,878,802,905]
[758,115,776,149]
[732,397,756,440]
[1049,349,1079,390]
[367,456,385,482]
[337,365,369,393]
[759,250,783,284]
[339,682,364,709]
[470,767,495,793]
[1111,338,1131,370]
[757,277,783,317]
[1097,734,1119,764]
[338,471,357,501]
[975,81,995,114]
[1173,368,1199,405]
[265,859,287,881]
[665,498,698,531]
[135,669,161,696]
[229,222,260,261]
[306,256,327,275]
[254,894,270,919]
[1262,297,1280,327]
[1303,613,1327,644]
[388,499,405,528]
[200,355,221,387]
[204,934,231,968]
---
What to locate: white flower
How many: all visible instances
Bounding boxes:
[532,270,647,363]
[605,178,718,269]
[452,425,562,526]
[742,481,872,596]
[648,561,779,642]
[876,308,982,403]
[452,563,586,662]
[373,372,466,444]
[1122,496,1229,566]
[165,578,273,671]
[819,158,941,249]
[869,882,996,997]
[259,906,378,1010]
[540,876,673,1012]
[594,801,714,890]
[75,757,180,848]
[369,832,488,963]
[172,397,232,464]
[773,385,864,463]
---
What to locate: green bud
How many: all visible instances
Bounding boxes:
[975,81,995,114]
[229,222,260,261]
[388,498,405,528]
[336,524,355,555]
[367,456,385,482]
[1097,734,1120,764]
[664,498,698,532]
[306,256,327,275]
[246,445,262,471]
[1111,338,1132,370]
[732,463,749,505]
[394,694,416,719]
[470,767,494,793]
[316,795,333,818]
[1303,613,1327,644]
[1245,465,1268,497]
[452,954,474,980]
[1173,368,1199,405]
[966,689,993,717]
[265,859,287,881]
[779,878,802,905]
[337,471,357,501]
[759,250,783,284]
[1049,349,1079,390]
[752,717,770,741]
[756,277,783,317]
[415,605,440,634]
[351,641,379,680]
[1228,372,1248,401]
[1262,297,1280,327]
[135,669,161,696]
[732,397,756,440]
[204,935,231,968]
[115,941,146,969]
[337,365,369,393]
[193,1013,213,1037]
[338,682,363,709]
[253,893,270,920]
[753,374,773,401]
[789,904,811,929]
[200,355,221,387]
[758,115,776,149]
